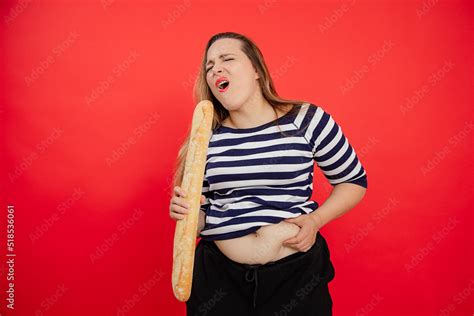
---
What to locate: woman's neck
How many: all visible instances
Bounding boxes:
[223,91,286,129]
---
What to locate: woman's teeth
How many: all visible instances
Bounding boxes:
[218,81,229,90]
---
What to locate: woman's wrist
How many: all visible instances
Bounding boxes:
[197,210,206,237]
[310,211,325,230]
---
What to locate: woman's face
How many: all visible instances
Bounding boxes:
[205,38,260,111]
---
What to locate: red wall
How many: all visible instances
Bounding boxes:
[0,0,472,315]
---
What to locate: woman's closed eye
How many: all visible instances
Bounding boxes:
[206,58,234,72]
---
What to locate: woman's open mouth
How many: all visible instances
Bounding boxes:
[217,80,230,93]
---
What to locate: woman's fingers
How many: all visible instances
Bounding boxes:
[172,204,190,215]
[170,186,190,221]
[170,204,189,221]
[171,195,190,209]
[172,213,186,220]
[170,187,206,221]
[174,186,187,198]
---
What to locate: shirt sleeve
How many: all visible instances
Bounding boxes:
[305,104,368,188]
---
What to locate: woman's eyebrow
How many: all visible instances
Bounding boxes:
[206,53,236,66]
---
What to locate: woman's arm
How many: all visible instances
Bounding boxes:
[196,209,206,237]
[310,183,367,230]
[283,104,368,251]
[306,104,368,229]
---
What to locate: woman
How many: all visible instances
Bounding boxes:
[169,32,368,316]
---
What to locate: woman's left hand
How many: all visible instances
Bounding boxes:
[282,214,320,252]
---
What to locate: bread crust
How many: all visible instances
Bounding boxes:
[172,100,214,302]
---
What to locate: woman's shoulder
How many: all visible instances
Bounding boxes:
[283,101,321,118]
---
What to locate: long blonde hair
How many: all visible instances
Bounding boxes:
[172,32,308,189]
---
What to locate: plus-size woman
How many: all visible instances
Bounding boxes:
[169,32,368,316]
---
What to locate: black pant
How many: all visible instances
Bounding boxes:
[186,231,335,316]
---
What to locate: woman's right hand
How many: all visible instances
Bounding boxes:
[169,185,206,221]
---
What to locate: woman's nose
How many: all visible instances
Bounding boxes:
[212,65,223,75]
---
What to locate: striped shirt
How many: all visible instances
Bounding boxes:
[198,102,367,241]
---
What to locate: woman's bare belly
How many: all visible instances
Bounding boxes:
[214,221,302,265]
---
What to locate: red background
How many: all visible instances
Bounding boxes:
[0,0,473,315]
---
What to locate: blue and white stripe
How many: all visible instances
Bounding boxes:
[198,102,367,240]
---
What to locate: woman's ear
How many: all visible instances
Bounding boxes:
[254,69,260,80]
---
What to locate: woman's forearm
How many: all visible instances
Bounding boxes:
[310,183,367,229]
[196,210,206,237]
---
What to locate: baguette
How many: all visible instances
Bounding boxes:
[172,100,214,302]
